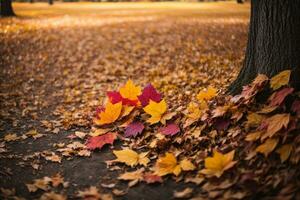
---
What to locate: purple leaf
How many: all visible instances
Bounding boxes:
[214,118,231,131]
[159,123,180,136]
[124,122,145,137]
[138,84,162,107]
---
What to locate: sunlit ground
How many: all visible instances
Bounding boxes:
[0,2,251,199]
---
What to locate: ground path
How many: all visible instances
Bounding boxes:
[0,2,249,199]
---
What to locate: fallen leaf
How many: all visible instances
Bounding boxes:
[179,159,196,171]
[201,150,236,178]
[197,87,217,102]
[107,91,138,106]
[94,102,122,125]
[270,70,291,90]
[119,80,141,101]
[263,114,290,139]
[75,131,87,139]
[256,138,279,157]
[269,87,294,107]
[113,149,149,167]
[4,133,19,142]
[77,186,101,200]
[124,122,144,137]
[138,83,162,107]
[173,188,193,199]
[159,123,180,136]
[86,132,117,150]
[155,152,181,176]
[144,99,167,124]
[276,144,292,163]
[40,192,66,200]
[142,173,163,184]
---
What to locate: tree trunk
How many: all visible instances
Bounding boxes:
[49,0,53,5]
[0,0,15,17]
[228,0,300,94]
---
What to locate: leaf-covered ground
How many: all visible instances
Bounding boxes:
[1,2,282,199]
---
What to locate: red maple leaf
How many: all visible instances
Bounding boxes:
[124,122,145,138]
[159,123,180,136]
[107,91,138,106]
[138,84,161,107]
[269,87,294,107]
[86,132,117,150]
[143,173,163,184]
[291,100,300,115]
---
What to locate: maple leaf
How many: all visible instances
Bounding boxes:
[256,138,279,157]
[142,173,163,184]
[155,152,181,176]
[269,87,294,107]
[124,122,144,137]
[197,86,217,102]
[138,83,162,107]
[159,123,180,136]
[179,159,196,171]
[77,186,101,200]
[86,132,117,150]
[143,99,167,124]
[154,153,195,176]
[119,80,141,101]
[263,114,290,139]
[118,169,145,187]
[113,149,149,167]
[107,91,138,106]
[94,102,122,125]
[200,150,236,178]
[270,70,291,90]
[276,144,292,163]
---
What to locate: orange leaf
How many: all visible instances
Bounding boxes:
[200,150,236,178]
[263,114,290,139]
[256,138,279,157]
[270,70,291,90]
[119,80,141,101]
[94,102,122,125]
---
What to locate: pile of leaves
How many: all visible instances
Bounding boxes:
[83,70,300,199]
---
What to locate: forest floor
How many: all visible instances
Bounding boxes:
[0,2,250,199]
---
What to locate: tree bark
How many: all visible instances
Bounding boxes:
[0,0,15,17]
[228,0,300,94]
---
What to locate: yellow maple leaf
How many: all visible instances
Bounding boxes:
[155,153,181,176]
[113,149,149,167]
[256,138,279,157]
[143,99,167,124]
[179,159,196,171]
[94,102,122,125]
[119,80,141,101]
[200,150,236,178]
[270,70,291,90]
[154,153,195,176]
[197,87,217,102]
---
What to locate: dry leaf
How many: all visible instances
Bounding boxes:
[94,102,122,125]
[201,150,236,178]
[270,70,291,90]
[276,144,292,163]
[256,138,279,157]
[143,99,167,124]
